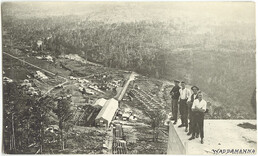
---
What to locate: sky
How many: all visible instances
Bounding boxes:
[2,1,255,24]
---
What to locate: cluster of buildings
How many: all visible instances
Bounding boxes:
[3,72,41,97]
[94,98,137,128]
[34,71,48,80]
[91,73,124,91]
[71,77,99,95]
[71,74,122,95]
[36,55,53,62]
[108,80,121,88]
[75,95,136,128]
[59,53,102,67]
[60,54,87,64]
[79,86,95,95]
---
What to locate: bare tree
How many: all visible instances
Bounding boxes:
[148,109,166,142]
[54,93,73,150]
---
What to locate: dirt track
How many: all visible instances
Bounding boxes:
[3,52,68,95]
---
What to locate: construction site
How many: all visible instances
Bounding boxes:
[2,2,256,155]
[3,48,171,154]
[3,48,257,154]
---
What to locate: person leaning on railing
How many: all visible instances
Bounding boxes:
[188,92,207,144]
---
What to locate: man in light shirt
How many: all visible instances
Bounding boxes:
[187,86,200,137]
[189,92,207,144]
[178,81,191,132]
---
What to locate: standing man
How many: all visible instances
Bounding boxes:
[169,80,180,125]
[178,81,191,132]
[187,86,199,136]
[189,92,207,144]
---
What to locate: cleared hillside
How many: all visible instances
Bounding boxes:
[2,2,256,118]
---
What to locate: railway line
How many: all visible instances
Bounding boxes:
[3,52,68,94]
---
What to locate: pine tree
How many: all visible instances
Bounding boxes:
[54,93,73,150]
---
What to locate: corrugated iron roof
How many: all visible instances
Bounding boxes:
[95,98,118,124]
[93,98,107,107]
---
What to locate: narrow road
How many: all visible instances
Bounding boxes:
[43,78,68,95]
[4,52,70,122]
[4,52,56,76]
[3,52,68,95]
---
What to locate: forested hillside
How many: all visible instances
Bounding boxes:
[2,2,256,118]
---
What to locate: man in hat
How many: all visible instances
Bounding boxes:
[187,86,200,136]
[178,81,191,132]
[189,92,207,144]
[169,80,180,124]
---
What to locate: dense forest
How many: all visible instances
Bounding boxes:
[3,82,54,153]
[2,2,256,118]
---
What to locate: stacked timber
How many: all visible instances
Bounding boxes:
[112,124,128,154]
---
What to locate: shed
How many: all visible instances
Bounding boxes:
[95,98,118,128]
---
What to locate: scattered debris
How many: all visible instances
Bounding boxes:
[237,122,256,130]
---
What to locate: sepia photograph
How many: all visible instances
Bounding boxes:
[1,1,256,155]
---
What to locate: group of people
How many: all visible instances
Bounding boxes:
[170,80,207,144]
